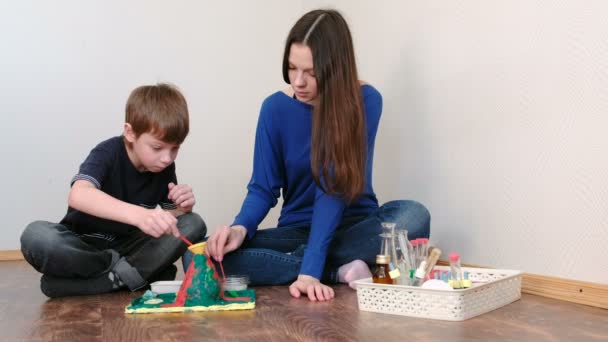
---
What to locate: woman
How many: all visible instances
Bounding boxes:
[201,9,430,302]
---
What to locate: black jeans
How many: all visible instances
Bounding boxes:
[21,212,206,290]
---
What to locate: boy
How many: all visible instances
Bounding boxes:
[20,83,206,298]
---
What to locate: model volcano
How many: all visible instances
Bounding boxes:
[125,242,255,314]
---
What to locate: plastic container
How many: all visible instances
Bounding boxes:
[223,275,250,291]
[150,280,182,294]
[354,266,522,321]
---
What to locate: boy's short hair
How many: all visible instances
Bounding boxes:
[125,83,189,144]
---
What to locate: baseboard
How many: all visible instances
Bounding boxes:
[0,250,24,261]
[437,260,607,309]
[522,273,608,309]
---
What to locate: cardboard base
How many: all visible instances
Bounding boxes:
[125,290,256,314]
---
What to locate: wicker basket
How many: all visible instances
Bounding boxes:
[353,266,522,321]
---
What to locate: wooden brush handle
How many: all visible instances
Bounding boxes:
[423,248,442,278]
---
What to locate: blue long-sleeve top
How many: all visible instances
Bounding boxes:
[233,84,382,279]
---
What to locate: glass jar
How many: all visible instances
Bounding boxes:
[223,275,250,291]
[372,254,393,284]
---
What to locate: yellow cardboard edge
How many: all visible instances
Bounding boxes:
[125,301,255,314]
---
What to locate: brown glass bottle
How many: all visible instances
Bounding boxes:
[373,255,394,284]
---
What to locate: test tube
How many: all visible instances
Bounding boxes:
[418,238,425,259]
[405,235,414,267]
[410,240,419,269]
[449,253,463,289]
[416,238,425,267]
[422,238,429,258]
[395,232,408,284]
[396,230,411,271]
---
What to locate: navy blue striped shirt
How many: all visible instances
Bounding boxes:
[61,136,177,236]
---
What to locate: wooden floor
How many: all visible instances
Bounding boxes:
[1,261,607,342]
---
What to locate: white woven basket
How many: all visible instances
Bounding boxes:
[354,266,522,321]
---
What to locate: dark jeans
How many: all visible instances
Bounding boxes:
[21,212,206,291]
[183,200,430,285]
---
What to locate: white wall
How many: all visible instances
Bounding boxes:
[0,0,299,249]
[306,0,608,284]
[2,1,607,285]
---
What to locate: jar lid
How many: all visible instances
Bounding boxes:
[376,254,390,264]
[224,275,250,284]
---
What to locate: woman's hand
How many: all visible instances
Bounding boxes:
[206,225,247,261]
[289,274,335,301]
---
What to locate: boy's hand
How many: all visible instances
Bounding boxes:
[289,275,335,302]
[136,207,179,238]
[168,182,195,212]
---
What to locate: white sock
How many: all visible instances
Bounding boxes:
[337,259,372,289]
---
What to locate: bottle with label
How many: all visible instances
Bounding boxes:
[372,254,394,284]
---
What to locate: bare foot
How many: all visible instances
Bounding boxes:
[337,259,372,289]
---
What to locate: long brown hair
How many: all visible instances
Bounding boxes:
[282,9,366,202]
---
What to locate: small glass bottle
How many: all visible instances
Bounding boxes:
[449,253,463,289]
[372,255,393,284]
